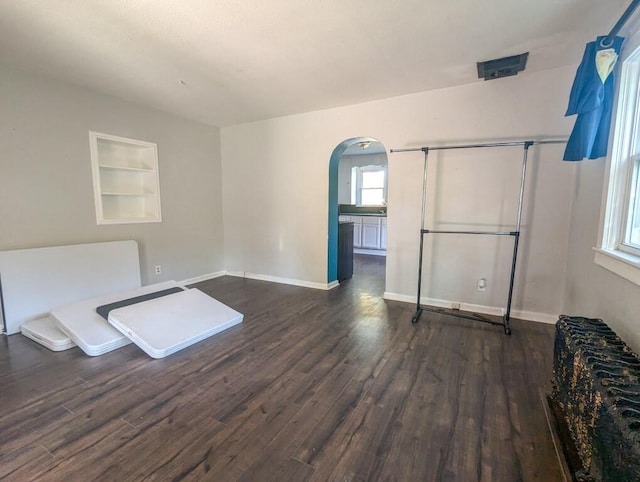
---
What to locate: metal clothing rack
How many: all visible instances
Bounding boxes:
[390,139,565,335]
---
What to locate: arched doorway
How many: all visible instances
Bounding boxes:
[328,137,388,284]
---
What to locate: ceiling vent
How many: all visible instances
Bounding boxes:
[477,52,529,81]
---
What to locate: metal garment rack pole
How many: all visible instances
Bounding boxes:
[390,139,566,335]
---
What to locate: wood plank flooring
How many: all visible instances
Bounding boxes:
[0,255,562,481]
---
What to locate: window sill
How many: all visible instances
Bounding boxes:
[593,247,640,286]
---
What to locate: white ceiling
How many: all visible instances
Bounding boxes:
[0,0,630,127]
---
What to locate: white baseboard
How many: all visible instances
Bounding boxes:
[226,270,339,291]
[180,271,227,285]
[509,310,558,325]
[382,292,558,325]
[326,280,340,290]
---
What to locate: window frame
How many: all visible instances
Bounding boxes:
[620,156,640,255]
[596,40,640,285]
[351,165,387,206]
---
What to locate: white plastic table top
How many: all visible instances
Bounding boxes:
[107,288,243,359]
[50,281,186,356]
[0,240,140,335]
[21,316,76,352]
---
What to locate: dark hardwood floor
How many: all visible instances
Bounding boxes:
[0,254,562,481]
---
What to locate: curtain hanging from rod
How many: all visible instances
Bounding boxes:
[562,0,640,161]
[563,35,624,161]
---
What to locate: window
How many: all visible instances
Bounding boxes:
[596,43,640,284]
[621,157,640,254]
[351,166,386,206]
[361,170,385,205]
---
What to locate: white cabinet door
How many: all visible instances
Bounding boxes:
[362,217,382,249]
[380,219,387,250]
[361,223,380,248]
[346,215,387,251]
[352,216,362,247]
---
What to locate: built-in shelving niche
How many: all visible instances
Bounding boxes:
[89,131,162,224]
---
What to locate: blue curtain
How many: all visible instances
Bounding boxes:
[563,35,624,161]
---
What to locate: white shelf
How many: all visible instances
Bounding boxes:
[90,132,162,224]
[101,192,156,196]
[99,164,154,172]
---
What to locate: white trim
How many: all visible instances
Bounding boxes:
[354,248,386,256]
[510,309,558,325]
[382,292,558,325]
[326,280,340,290]
[600,54,639,249]
[596,40,640,285]
[180,271,227,286]
[226,270,339,290]
[593,247,640,285]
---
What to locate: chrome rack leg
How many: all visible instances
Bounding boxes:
[503,230,519,336]
[412,229,427,324]
[412,308,424,324]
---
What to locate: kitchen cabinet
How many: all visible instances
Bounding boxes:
[353,221,362,248]
[361,217,380,248]
[381,217,387,250]
[339,215,386,252]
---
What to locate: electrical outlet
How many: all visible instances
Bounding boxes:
[155,265,161,275]
[477,278,486,292]
[452,302,461,310]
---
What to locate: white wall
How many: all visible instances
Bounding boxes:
[0,65,224,285]
[221,65,577,320]
[338,156,352,205]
